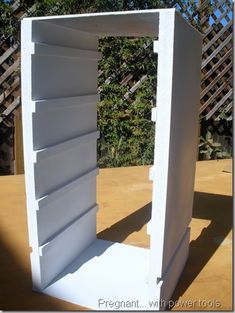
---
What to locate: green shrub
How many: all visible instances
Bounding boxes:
[98,37,157,167]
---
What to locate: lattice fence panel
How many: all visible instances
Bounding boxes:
[175,0,233,160]
[0,0,23,174]
[0,39,21,174]
[199,0,233,121]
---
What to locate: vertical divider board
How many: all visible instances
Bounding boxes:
[21,9,202,310]
[149,10,202,305]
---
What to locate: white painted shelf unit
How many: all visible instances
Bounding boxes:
[21,9,202,310]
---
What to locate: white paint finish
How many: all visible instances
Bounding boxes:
[32,95,98,149]
[48,12,160,37]
[32,21,99,50]
[44,239,155,310]
[37,168,99,208]
[150,10,201,284]
[160,15,202,273]
[31,27,100,101]
[33,43,102,60]
[27,10,162,37]
[21,9,202,310]
[21,18,100,291]
[31,55,98,100]
[148,165,155,181]
[37,174,97,245]
[159,228,190,307]
[33,94,99,113]
[44,234,189,310]
[34,131,99,162]
[151,107,157,122]
[149,10,176,282]
[39,206,97,289]
[34,137,97,198]
[150,10,202,281]
[153,40,160,53]
[21,18,40,260]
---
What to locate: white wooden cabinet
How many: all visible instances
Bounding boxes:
[21,9,202,310]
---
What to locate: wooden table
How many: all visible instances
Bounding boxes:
[0,159,232,310]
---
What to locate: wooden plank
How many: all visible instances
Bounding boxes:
[32,20,98,51]
[149,11,202,283]
[32,95,99,149]
[34,131,99,162]
[159,228,190,306]
[34,135,98,199]
[38,199,98,249]
[33,43,102,60]
[33,94,99,113]
[37,168,98,208]
[38,206,97,289]
[32,55,98,100]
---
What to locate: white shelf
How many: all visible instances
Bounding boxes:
[44,239,153,310]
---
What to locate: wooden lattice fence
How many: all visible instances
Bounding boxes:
[0,0,29,174]
[0,0,233,174]
[0,37,21,174]
[199,1,233,159]
[176,0,233,159]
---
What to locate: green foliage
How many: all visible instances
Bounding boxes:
[0,1,15,40]
[0,0,35,42]
[29,0,167,16]
[97,37,157,167]
[199,130,231,160]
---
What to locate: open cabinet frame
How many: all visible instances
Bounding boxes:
[21,8,202,310]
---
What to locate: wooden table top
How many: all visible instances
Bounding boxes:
[0,159,232,310]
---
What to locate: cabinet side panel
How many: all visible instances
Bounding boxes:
[162,13,202,273]
[22,19,99,290]
[149,10,202,285]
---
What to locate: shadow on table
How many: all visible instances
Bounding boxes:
[0,228,77,310]
[98,202,151,244]
[98,191,232,309]
[170,191,232,307]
